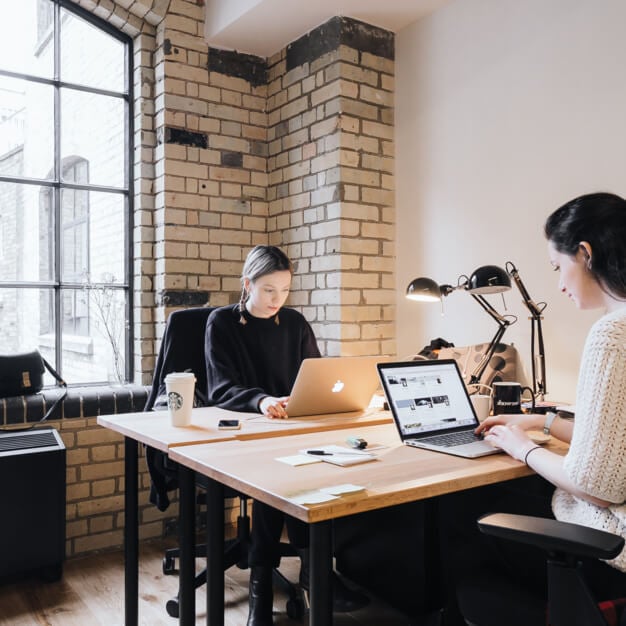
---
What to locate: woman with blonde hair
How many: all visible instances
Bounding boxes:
[206,244,367,625]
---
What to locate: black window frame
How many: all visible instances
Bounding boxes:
[0,0,134,384]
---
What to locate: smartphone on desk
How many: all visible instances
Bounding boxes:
[218,419,241,430]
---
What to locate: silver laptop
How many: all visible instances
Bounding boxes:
[377,359,501,458]
[285,356,382,417]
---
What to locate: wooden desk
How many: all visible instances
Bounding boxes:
[98,404,391,451]
[170,425,567,626]
[97,405,392,626]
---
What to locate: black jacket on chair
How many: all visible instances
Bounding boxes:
[144,306,214,511]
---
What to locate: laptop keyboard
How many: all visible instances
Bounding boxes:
[418,430,481,447]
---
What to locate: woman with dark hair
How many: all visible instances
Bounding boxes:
[205,245,367,626]
[426,192,626,626]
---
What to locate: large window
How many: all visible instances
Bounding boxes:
[0,0,133,385]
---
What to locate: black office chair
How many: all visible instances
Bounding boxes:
[144,306,304,619]
[457,513,626,626]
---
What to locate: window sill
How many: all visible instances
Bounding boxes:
[0,384,150,426]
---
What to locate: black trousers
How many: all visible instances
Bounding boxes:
[437,475,626,625]
[248,500,308,568]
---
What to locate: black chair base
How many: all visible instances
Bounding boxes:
[163,551,306,620]
[162,509,303,620]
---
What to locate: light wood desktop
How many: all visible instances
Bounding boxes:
[98,403,391,452]
[97,404,392,626]
[170,424,568,626]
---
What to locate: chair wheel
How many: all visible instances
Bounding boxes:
[286,596,306,619]
[166,597,179,618]
[162,555,176,575]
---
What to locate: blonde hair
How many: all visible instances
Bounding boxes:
[238,245,293,324]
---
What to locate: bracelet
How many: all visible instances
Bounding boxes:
[543,411,557,436]
[524,446,542,465]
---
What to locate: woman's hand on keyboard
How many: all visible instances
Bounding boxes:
[482,424,536,461]
[475,413,543,436]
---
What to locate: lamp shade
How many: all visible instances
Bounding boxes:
[467,265,511,295]
[406,277,442,302]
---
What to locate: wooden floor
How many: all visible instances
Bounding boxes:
[0,539,413,625]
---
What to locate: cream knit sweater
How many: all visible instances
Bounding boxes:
[552,307,626,571]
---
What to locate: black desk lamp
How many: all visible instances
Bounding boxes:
[505,261,548,400]
[406,265,516,386]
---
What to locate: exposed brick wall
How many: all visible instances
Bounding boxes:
[70,0,397,377]
[59,0,396,558]
[70,0,171,31]
[61,410,178,558]
[264,19,396,357]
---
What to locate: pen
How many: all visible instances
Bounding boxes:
[305,449,372,456]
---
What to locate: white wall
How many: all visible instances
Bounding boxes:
[395,0,626,402]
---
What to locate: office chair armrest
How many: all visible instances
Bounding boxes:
[478,513,625,561]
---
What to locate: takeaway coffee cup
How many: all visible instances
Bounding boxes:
[492,382,535,415]
[165,372,196,427]
[470,394,491,422]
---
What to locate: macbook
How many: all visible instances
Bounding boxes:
[285,356,382,417]
[377,359,501,458]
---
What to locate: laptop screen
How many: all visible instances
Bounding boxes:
[377,359,479,440]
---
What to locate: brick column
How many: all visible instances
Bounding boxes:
[266,18,396,357]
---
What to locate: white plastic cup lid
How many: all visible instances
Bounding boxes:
[165,372,196,382]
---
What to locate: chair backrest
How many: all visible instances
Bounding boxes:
[144,306,215,411]
[144,306,215,511]
[458,512,626,626]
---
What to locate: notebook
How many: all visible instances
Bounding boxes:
[377,359,502,458]
[285,356,382,418]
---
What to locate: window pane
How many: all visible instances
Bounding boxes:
[0,76,54,180]
[60,7,126,93]
[0,182,54,282]
[0,286,58,385]
[1,2,131,386]
[60,190,125,283]
[0,0,54,79]
[62,286,126,384]
[61,89,126,188]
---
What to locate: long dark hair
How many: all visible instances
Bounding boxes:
[544,192,626,300]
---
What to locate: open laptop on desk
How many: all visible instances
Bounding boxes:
[285,355,383,417]
[377,359,501,458]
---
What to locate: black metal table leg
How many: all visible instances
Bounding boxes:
[423,497,442,611]
[124,437,138,626]
[178,465,196,624]
[206,478,225,626]
[310,520,333,626]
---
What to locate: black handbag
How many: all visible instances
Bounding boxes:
[0,351,68,428]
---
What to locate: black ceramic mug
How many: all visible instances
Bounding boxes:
[492,382,535,415]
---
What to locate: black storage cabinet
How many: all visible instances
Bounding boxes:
[0,428,66,582]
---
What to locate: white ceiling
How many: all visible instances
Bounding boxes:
[203,0,451,58]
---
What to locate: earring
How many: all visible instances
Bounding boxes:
[587,258,592,270]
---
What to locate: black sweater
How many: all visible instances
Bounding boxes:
[205,304,321,412]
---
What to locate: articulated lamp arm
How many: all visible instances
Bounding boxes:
[506,262,548,399]
[468,294,514,385]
